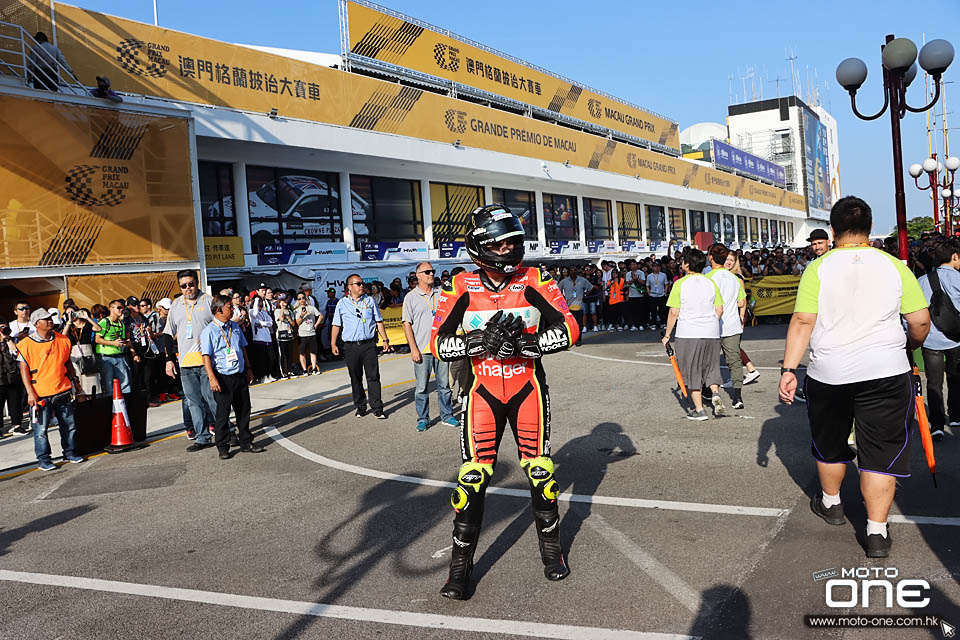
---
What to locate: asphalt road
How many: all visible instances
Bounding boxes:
[1,325,958,640]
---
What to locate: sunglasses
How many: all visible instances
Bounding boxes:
[348,282,363,286]
[418,270,435,275]
[16,306,29,311]
[179,281,197,289]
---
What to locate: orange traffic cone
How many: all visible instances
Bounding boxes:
[106,378,134,453]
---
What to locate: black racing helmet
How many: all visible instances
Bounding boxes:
[464,204,525,273]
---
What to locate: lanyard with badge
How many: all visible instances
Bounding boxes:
[424,288,438,316]
[184,296,200,339]
[219,321,238,366]
[349,296,368,323]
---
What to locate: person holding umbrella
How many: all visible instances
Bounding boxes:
[661,249,725,420]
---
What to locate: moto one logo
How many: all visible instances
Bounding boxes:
[824,568,930,609]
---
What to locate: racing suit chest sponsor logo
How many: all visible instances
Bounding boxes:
[477,359,528,379]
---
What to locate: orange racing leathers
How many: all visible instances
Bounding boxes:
[430,266,579,526]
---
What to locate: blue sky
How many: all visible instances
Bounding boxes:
[71,0,959,233]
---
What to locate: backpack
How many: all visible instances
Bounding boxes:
[928,268,960,341]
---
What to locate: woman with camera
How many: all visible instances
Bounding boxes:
[65,308,103,401]
[274,295,296,378]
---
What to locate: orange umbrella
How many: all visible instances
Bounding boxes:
[664,341,688,398]
[911,362,937,487]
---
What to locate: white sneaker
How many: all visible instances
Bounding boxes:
[647,325,657,331]
[949,420,960,428]
[591,326,599,333]
[617,326,623,332]
[630,326,638,331]
[711,395,726,417]
[743,370,761,385]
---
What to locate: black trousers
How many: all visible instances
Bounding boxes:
[213,372,254,453]
[627,297,647,327]
[343,339,382,412]
[571,310,583,345]
[922,345,960,429]
[277,340,294,377]
[0,382,24,433]
[649,296,667,326]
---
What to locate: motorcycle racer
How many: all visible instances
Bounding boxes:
[430,204,580,599]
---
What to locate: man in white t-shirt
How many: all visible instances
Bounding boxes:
[779,196,930,559]
[9,301,36,343]
[707,245,747,409]
[661,249,725,420]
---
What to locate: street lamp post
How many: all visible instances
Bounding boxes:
[837,35,954,260]
[909,155,959,233]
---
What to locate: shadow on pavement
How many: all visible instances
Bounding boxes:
[0,505,96,557]
[687,583,752,639]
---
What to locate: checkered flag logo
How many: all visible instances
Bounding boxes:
[64,165,126,207]
[116,39,167,78]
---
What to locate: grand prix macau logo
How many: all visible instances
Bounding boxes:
[587,98,603,119]
[445,108,467,134]
[116,38,170,78]
[433,43,460,71]
[64,165,128,207]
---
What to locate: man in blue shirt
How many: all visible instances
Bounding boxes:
[918,239,960,440]
[330,274,392,418]
[200,294,265,459]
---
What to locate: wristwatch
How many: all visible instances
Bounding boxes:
[780,367,798,376]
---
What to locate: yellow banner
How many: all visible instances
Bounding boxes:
[67,271,180,310]
[380,304,407,346]
[44,3,803,212]
[204,236,244,267]
[346,1,679,150]
[0,93,197,268]
[749,275,800,316]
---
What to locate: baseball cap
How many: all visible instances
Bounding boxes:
[30,308,54,323]
[806,229,829,242]
[125,296,140,306]
[326,287,336,294]
[258,282,267,289]
[156,298,172,310]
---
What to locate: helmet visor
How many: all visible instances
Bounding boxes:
[475,214,525,245]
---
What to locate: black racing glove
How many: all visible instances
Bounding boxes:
[464,329,486,357]
[517,333,542,358]
[482,311,524,359]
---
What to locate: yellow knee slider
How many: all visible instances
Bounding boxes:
[522,456,559,501]
[451,461,493,512]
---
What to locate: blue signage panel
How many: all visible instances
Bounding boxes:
[711,139,786,186]
[360,242,430,262]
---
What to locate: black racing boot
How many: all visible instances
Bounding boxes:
[534,509,570,581]
[440,522,480,600]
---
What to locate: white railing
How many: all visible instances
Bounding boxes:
[0,20,87,96]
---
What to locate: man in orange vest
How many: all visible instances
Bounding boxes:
[17,308,84,471]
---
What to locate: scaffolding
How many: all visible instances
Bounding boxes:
[734,128,799,194]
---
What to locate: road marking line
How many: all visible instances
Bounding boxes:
[33,456,99,502]
[633,347,787,357]
[889,515,960,527]
[569,351,791,372]
[580,508,702,614]
[0,569,698,640]
[264,426,788,518]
